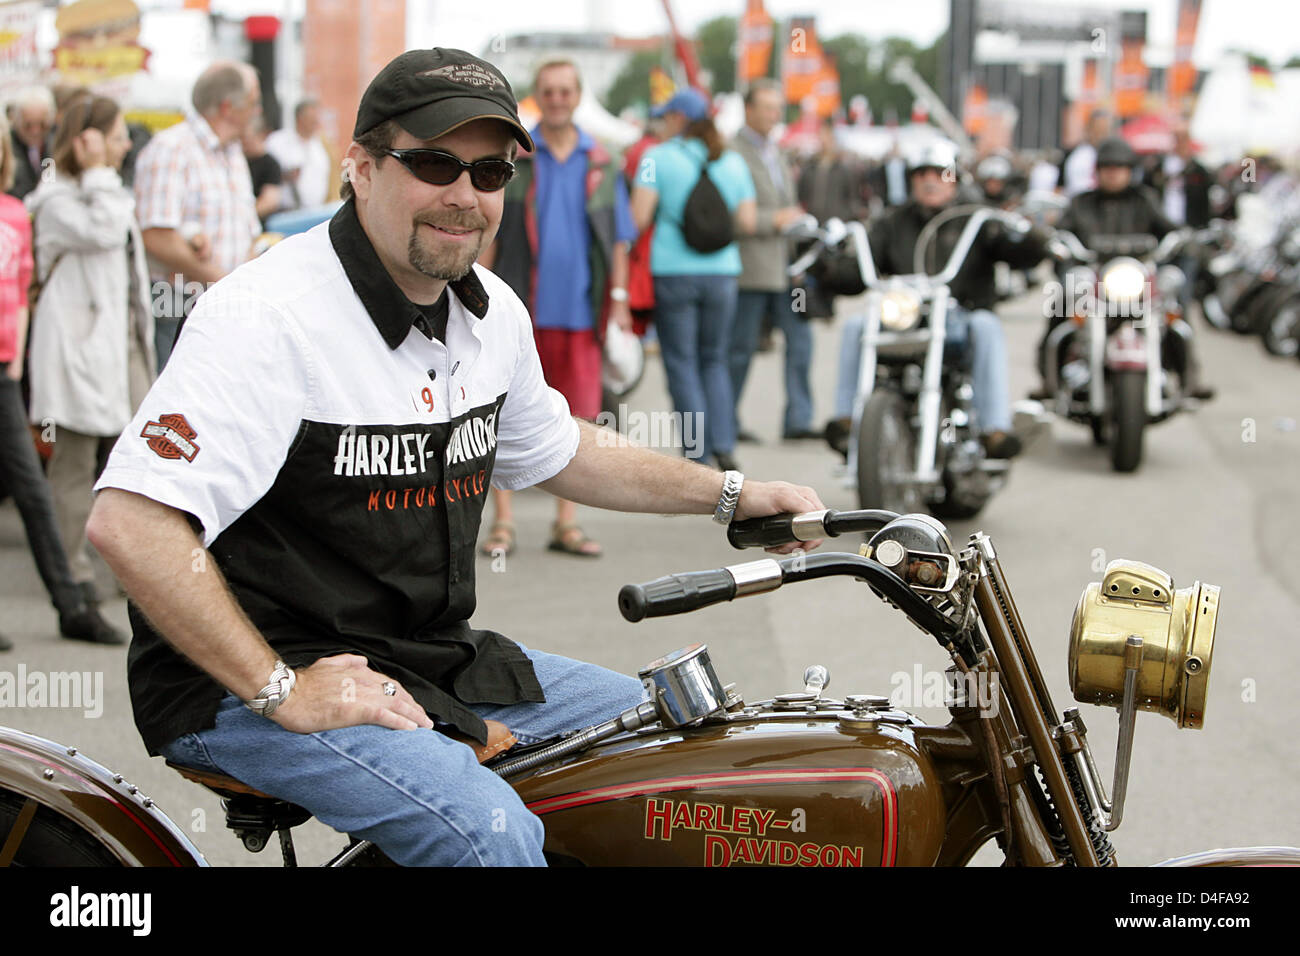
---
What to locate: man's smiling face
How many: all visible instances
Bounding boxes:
[349,118,514,302]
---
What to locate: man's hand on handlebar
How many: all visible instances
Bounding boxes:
[271,653,435,734]
[734,480,826,554]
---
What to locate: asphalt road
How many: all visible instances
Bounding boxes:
[1,287,1297,867]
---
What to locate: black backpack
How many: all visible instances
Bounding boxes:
[680,149,733,253]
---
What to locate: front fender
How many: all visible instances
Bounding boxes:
[0,727,206,867]
[1151,846,1300,867]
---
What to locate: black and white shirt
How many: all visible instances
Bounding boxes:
[96,200,580,754]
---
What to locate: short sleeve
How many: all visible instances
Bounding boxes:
[635,149,661,193]
[133,136,186,231]
[94,290,312,546]
[486,283,580,490]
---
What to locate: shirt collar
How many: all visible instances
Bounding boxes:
[184,106,225,153]
[328,198,490,351]
[741,126,772,150]
[530,124,594,157]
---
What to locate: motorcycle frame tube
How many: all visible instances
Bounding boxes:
[1145,313,1162,417]
[933,657,1062,866]
[1089,307,1106,416]
[0,728,207,867]
[971,565,1102,865]
[1043,318,1076,398]
[846,296,882,483]
[915,286,948,484]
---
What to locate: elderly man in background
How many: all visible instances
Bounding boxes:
[266,99,331,212]
[133,61,262,369]
[6,86,54,200]
[730,79,817,444]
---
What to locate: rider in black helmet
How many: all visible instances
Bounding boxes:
[1032,137,1215,401]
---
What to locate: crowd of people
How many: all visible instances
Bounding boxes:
[1,52,1283,657]
[0,66,340,651]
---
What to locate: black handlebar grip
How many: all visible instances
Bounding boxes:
[618,569,738,622]
[727,514,798,550]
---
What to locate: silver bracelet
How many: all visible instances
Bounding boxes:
[244,660,296,717]
[713,470,744,525]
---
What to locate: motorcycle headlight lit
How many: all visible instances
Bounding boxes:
[1068,559,1219,729]
[1101,259,1147,304]
[880,289,922,331]
[1156,265,1185,299]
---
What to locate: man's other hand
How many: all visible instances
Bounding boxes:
[734,479,826,554]
[271,653,435,733]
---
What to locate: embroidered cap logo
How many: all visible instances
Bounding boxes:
[419,64,504,90]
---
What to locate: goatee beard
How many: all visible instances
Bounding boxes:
[408,216,487,281]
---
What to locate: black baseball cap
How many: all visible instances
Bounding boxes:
[353,48,534,152]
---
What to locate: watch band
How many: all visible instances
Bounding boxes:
[713,470,744,525]
[244,660,296,717]
[609,287,629,303]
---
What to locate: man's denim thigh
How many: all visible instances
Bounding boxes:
[159,645,645,866]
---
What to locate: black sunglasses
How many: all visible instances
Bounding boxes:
[384,148,515,192]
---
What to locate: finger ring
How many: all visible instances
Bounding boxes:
[382,681,397,697]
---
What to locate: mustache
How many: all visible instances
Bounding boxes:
[415,213,489,232]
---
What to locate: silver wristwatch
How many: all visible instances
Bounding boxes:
[713,470,744,524]
[244,660,296,717]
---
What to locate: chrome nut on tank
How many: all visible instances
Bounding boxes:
[1068,559,1219,729]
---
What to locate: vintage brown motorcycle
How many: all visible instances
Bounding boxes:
[3,509,1299,867]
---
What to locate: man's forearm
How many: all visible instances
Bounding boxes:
[86,489,278,699]
[141,228,223,284]
[537,419,725,515]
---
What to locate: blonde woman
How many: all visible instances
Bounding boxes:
[26,94,154,606]
[0,110,123,646]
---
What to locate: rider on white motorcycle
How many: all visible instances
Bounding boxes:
[826,141,1049,460]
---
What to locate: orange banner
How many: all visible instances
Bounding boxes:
[1113,38,1149,118]
[649,66,674,107]
[1168,0,1202,104]
[737,0,773,85]
[781,17,839,117]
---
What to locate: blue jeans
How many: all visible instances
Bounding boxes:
[652,275,738,461]
[833,306,1012,433]
[731,289,813,435]
[160,643,645,866]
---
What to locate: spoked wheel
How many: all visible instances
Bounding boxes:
[0,789,122,866]
[1109,371,1146,473]
[856,390,923,514]
[1262,301,1300,357]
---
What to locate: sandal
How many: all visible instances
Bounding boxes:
[547,521,602,558]
[480,520,516,557]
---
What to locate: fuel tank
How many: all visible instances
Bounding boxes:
[509,703,949,867]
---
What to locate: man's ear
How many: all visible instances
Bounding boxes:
[345,142,372,201]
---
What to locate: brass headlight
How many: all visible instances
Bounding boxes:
[1068,559,1219,729]
[880,289,922,331]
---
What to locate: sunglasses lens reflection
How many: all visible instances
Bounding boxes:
[403,152,512,191]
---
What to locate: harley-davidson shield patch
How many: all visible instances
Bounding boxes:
[141,413,200,462]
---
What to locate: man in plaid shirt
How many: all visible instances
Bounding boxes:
[134,61,263,369]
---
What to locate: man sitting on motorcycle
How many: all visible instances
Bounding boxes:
[82,48,823,868]
[1033,136,1215,401]
[826,141,1048,460]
